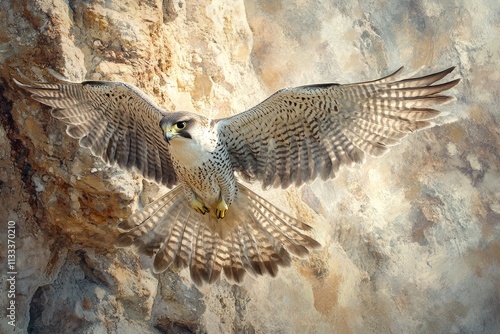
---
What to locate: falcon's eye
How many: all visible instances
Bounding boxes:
[175,121,187,130]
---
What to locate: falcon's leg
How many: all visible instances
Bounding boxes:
[215,198,228,219]
[214,166,237,219]
[181,183,210,215]
[190,198,210,215]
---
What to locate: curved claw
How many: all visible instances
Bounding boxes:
[190,198,209,215]
[215,198,228,219]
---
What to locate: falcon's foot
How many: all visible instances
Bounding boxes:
[191,198,209,215]
[215,198,228,219]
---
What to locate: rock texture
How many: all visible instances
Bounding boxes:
[1,0,499,333]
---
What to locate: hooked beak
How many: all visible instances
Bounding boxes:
[165,130,176,143]
[163,124,176,144]
[165,130,175,143]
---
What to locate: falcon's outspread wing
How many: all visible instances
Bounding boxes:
[14,75,177,187]
[218,67,459,189]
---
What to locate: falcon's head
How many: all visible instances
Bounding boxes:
[159,112,209,144]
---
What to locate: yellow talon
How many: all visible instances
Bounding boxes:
[191,198,209,215]
[215,198,228,219]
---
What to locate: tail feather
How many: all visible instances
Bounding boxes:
[204,229,225,284]
[115,186,185,256]
[236,228,258,278]
[135,200,184,256]
[247,202,309,257]
[238,220,271,276]
[188,220,206,286]
[223,233,246,283]
[117,186,184,230]
[239,185,313,231]
[243,206,292,275]
[115,183,320,285]
[153,206,191,272]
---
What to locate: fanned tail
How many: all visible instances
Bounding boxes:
[115,183,320,285]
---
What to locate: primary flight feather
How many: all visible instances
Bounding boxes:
[15,67,459,285]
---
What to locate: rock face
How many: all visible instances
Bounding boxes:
[1,0,499,333]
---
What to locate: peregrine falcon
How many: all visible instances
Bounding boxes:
[15,67,459,285]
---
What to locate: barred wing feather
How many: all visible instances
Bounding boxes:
[14,75,177,187]
[219,67,459,189]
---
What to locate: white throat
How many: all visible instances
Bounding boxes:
[169,136,214,167]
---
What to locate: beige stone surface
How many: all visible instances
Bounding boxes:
[0,0,498,333]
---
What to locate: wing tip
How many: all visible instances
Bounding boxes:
[446,78,461,89]
[12,69,37,90]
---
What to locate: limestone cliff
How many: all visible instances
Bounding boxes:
[1,0,498,333]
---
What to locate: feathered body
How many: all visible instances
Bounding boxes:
[14,67,459,285]
[165,115,236,210]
